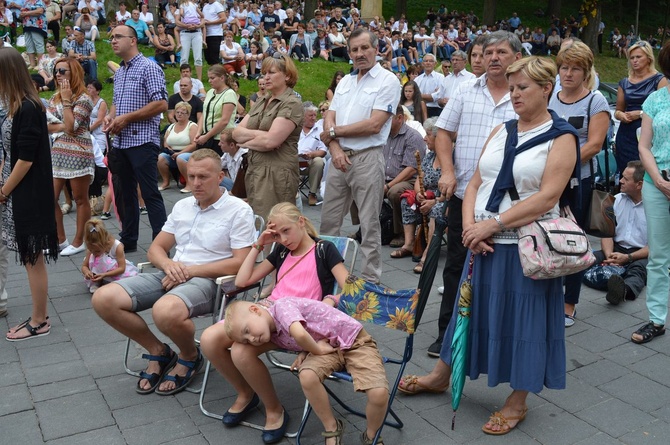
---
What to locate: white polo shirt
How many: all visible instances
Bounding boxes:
[298,119,327,155]
[415,69,444,109]
[221,148,249,183]
[330,63,401,150]
[433,69,476,102]
[613,193,647,249]
[162,189,256,266]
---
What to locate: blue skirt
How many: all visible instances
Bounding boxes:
[440,245,566,393]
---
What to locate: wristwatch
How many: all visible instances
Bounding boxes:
[329,127,336,138]
[628,253,634,263]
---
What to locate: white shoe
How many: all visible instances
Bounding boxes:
[60,244,86,256]
[89,284,100,294]
[438,286,444,294]
[58,240,70,251]
[61,203,72,214]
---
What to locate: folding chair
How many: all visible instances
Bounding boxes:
[123,215,265,394]
[198,235,359,428]
[294,274,430,445]
[297,159,311,200]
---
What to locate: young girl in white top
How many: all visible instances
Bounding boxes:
[82,219,138,294]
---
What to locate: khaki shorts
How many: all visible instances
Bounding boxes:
[299,329,389,392]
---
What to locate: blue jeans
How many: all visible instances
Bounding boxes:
[81,59,98,80]
[642,181,670,325]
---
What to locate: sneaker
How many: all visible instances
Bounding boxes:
[100,211,112,220]
[437,286,444,294]
[606,275,627,305]
[427,340,442,358]
[139,207,148,215]
[565,309,576,328]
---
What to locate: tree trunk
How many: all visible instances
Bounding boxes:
[548,0,562,18]
[482,0,497,26]
[582,5,601,54]
[304,0,318,22]
[396,0,407,19]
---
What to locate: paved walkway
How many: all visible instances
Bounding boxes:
[1,188,669,445]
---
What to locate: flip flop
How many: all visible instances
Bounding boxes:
[397,374,448,395]
[481,408,528,436]
[136,343,178,394]
[390,248,412,259]
[155,348,204,395]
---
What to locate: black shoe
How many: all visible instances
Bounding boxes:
[606,275,626,305]
[223,394,260,426]
[427,340,442,358]
[123,243,137,253]
[261,409,289,444]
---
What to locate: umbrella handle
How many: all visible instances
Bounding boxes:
[465,253,475,280]
[452,411,456,430]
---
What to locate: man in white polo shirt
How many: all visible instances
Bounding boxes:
[320,28,401,282]
[434,50,475,107]
[415,54,444,118]
[298,101,327,206]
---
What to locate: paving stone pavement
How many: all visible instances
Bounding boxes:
[1,188,670,444]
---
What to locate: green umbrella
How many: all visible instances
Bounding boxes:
[450,253,475,430]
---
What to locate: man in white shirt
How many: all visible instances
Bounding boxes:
[434,50,475,107]
[92,149,255,395]
[414,54,444,118]
[218,128,248,192]
[414,25,434,57]
[298,101,327,206]
[203,0,226,65]
[173,63,207,99]
[429,31,521,357]
[273,0,286,24]
[320,28,401,282]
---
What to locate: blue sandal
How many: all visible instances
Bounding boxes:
[155,348,204,396]
[136,343,178,395]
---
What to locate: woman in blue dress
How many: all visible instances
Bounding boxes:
[614,41,668,172]
[397,57,579,436]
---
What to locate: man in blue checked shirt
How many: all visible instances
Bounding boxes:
[103,24,167,252]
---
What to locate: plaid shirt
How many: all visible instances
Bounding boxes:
[436,74,516,199]
[68,39,95,57]
[112,53,167,149]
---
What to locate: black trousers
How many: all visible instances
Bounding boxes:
[438,196,468,342]
[594,245,647,298]
[109,144,167,247]
[205,35,223,65]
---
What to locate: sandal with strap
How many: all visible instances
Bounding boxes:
[7,316,49,334]
[360,431,384,445]
[6,318,51,342]
[397,374,448,395]
[413,261,424,274]
[631,322,666,344]
[322,418,344,445]
[481,408,528,436]
[155,347,204,395]
[136,343,178,394]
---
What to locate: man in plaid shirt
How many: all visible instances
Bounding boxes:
[68,27,97,80]
[103,24,168,252]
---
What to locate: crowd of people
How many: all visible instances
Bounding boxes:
[2,2,670,443]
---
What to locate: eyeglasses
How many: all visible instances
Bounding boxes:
[55,68,70,75]
[320,108,328,113]
[110,34,134,40]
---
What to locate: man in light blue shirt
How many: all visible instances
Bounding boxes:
[125,9,151,44]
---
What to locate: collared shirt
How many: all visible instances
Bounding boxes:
[433,69,476,102]
[297,120,326,156]
[69,38,95,56]
[415,70,444,109]
[613,192,646,249]
[436,74,516,199]
[382,123,425,180]
[221,148,249,183]
[112,53,167,149]
[126,18,149,39]
[162,189,256,266]
[331,63,401,150]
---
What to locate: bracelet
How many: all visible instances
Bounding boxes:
[0,187,9,199]
[252,243,263,251]
[494,214,506,231]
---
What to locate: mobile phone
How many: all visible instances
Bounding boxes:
[662,169,670,181]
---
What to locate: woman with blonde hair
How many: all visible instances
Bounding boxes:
[47,57,94,257]
[399,57,579,436]
[0,47,58,340]
[159,101,198,190]
[233,55,303,220]
[550,41,610,327]
[615,41,668,170]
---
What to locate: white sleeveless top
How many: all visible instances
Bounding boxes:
[165,121,196,152]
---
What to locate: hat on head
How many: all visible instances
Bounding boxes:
[241,29,250,37]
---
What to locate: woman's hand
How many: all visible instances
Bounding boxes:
[418,198,435,215]
[656,177,670,200]
[623,111,641,123]
[59,79,72,102]
[194,134,209,145]
[461,219,497,255]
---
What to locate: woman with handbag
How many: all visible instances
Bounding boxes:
[549,41,610,327]
[47,57,94,257]
[633,41,670,344]
[397,57,579,436]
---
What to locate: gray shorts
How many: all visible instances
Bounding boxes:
[24,30,45,54]
[116,272,217,317]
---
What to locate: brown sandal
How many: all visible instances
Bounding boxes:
[390,248,412,259]
[397,374,448,395]
[481,408,528,435]
[413,261,424,274]
[321,418,344,444]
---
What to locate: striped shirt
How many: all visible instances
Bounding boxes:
[112,53,168,149]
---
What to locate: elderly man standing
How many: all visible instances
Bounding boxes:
[103,24,168,253]
[434,50,475,107]
[298,101,327,206]
[415,54,444,118]
[92,149,255,395]
[384,106,426,255]
[429,31,521,357]
[320,28,400,283]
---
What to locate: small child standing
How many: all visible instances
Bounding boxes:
[82,219,139,293]
[225,297,389,445]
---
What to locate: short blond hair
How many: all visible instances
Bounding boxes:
[506,56,557,98]
[174,101,192,114]
[261,54,299,88]
[555,41,596,90]
[627,41,658,78]
[223,300,250,339]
